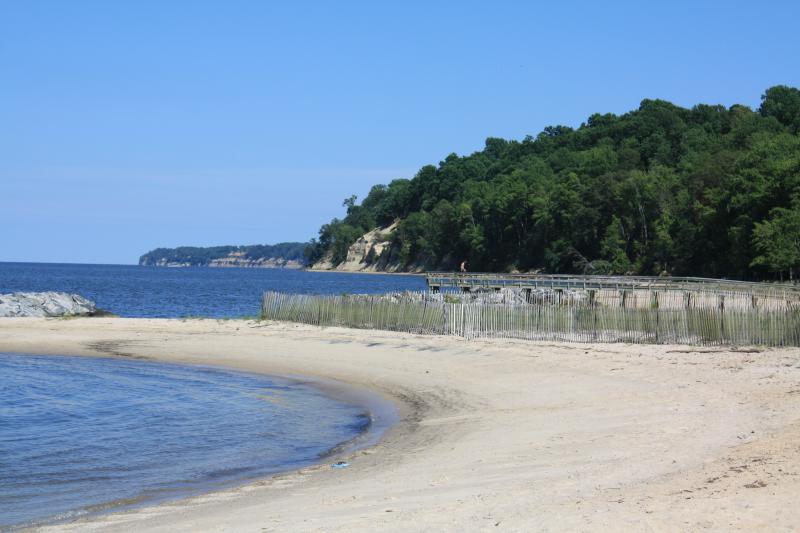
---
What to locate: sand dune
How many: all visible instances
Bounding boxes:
[2,317,799,532]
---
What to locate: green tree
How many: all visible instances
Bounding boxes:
[306,86,800,280]
[751,201,800,280]
[760,85,800,133]
[600,216,632,274]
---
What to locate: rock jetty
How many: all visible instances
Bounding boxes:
[0,292,98,317]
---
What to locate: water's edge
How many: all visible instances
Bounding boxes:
[6,352,399,532]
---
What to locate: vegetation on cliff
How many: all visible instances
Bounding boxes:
[306,86,800,280]
[140,243,308,267]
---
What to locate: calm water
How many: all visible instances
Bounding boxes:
[0,262,425,318]
[0,354,383,531]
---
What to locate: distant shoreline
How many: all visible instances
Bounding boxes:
[141,263,305,269]
[303,267,425,277]
[138,263,427,276]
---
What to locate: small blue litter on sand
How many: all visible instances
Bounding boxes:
[331,461,349,469]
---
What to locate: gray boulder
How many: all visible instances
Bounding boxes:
[0,292,97,317]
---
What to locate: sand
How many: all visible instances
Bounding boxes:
[2,317,800,532]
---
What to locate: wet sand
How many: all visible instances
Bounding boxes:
[2,317,800,532]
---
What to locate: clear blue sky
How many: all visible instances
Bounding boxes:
[2,1,798,264]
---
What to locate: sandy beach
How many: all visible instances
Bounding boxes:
[2,318,799,532]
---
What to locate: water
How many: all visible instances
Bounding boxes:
[0,263,406,527]
[0,262,425,318]
[0,354,385,531]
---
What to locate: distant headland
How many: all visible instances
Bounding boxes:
[139,243,308,268]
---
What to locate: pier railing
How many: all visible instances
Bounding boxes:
[261,290,800,347]
[425,272,800,298]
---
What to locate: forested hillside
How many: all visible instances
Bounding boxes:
[307,86,800,280]
[140,243,308,267]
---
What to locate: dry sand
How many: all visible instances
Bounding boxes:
[2,317,800,532]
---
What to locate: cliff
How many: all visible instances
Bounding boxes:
[207,252,303,269]
[139,243,307,268]
[310,221,420,272]
[146,255,304,269]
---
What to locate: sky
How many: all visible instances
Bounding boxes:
[2,1,799,264]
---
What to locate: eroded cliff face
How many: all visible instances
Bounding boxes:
[206,252,303,269]
[310,221,418,272]
[146,252,303,269]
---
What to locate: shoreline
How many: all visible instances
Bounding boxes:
[288,374,399,456]
[1,318,430,533]
[303,267,425,277]
[136,262,428,277]
[1,353,399,532]
[2,317,800,531]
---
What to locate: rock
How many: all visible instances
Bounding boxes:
[0,292,98,317]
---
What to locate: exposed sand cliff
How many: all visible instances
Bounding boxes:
[148,252,303,269]
[207,252,303,269]
[310,221,421,273]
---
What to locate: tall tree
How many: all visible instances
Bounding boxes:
[308,86,800,281]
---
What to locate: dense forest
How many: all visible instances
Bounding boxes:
[140,243,308,266]
[306,86,800,280]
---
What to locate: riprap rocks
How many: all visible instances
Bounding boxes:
[0,292,98,317]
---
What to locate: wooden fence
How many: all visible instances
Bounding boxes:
[261,290,800,347]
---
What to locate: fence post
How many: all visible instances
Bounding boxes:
[651,291,659,344]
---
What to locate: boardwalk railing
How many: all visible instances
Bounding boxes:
[425,272,800,299]
[261,290,800,347]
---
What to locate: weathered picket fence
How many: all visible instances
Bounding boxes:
[261,290,800,347]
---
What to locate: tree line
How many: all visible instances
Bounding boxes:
[140,242,308,266]
[306,86,800,280]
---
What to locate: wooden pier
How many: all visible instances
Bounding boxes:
[425,272,799,298]
[259,274,800,348]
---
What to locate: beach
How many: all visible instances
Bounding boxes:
[2,318,800,532]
